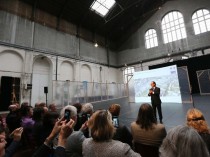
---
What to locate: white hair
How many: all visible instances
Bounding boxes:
[60,105,77,118]
[159,125,209,157]
[82,103,93,114]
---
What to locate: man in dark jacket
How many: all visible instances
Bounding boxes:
[148,81,163,123]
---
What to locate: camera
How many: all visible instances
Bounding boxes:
[112,116,119,128]
[64,109,71,122]
[86,114,91,120]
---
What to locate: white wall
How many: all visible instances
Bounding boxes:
[0,45,123,107]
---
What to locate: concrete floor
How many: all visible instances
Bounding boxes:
[93,95,210,132]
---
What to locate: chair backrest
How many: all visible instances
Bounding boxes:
[134,142,159,157]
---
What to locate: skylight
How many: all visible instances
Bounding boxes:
[90,0,116,17]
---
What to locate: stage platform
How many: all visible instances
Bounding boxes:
[92,94,210,132]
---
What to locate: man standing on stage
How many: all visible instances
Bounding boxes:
[148,81,163,123]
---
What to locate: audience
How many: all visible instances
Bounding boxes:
[108,104,133,147]
[186,108,210,153]
[159,125,209,157]
[1,98,210,157]
[131,103,166,150]
[82,110,140,157]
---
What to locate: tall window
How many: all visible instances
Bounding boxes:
[145,29,158,49]
[192,9,210,35]
[124,67,134,84]
[162,11,187,44]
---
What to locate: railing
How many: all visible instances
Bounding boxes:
[52,81,127,106]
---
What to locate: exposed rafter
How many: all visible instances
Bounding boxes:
[19,0,170,50]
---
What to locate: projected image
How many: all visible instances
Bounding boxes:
[134,65,182,103]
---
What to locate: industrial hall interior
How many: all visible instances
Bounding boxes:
[0,0,210,157]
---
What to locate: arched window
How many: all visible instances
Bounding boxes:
[145,29,158,49]
[162,11,187,44]
[192,9,210,35]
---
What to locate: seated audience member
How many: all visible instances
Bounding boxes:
[73,103,82,115]
[32,118,75,157]
[73,103,83,131]
[21,102,29,108]
[0,125,23,157]
[61,105,86,157]
[6,104,21,133]
[82,110,141,157]
[49,103,57,112]
[34,103,40,108]
[20,105,35,149]
[41,111,59,143]
[159,125,209,157]
[43,107,48,113]
[131,103,166,149]
[108,104,133,147]
[186,108,210,152]
[32,107,45,147]
[76,103,94,137]
[81,103,94,116]
[39,103,46,108]
[20,106,34,129]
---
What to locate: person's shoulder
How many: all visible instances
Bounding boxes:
[67,131,86,143]
[131,122,138,129]
[111,140,140,156]
[131,121,137,127]
[155,123,166,130]
[83,138,93,145]
[111,140,129,148]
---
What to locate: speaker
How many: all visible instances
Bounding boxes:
[44,87,48,94]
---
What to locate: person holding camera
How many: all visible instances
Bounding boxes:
[60,105,86,157]
[109,104,133,147]
[82,110,140,157]
[32,118,75,157]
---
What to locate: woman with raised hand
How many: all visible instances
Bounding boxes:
[0,126,23,157]
[32,118,75,157]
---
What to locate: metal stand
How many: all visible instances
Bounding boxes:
[45,93,48,107]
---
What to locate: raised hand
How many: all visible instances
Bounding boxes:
[10,127,23,141]
[58,119,75,147]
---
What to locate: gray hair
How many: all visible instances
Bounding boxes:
[82,103,93,114]
[60,105,77,118]
[159,125,209,157]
